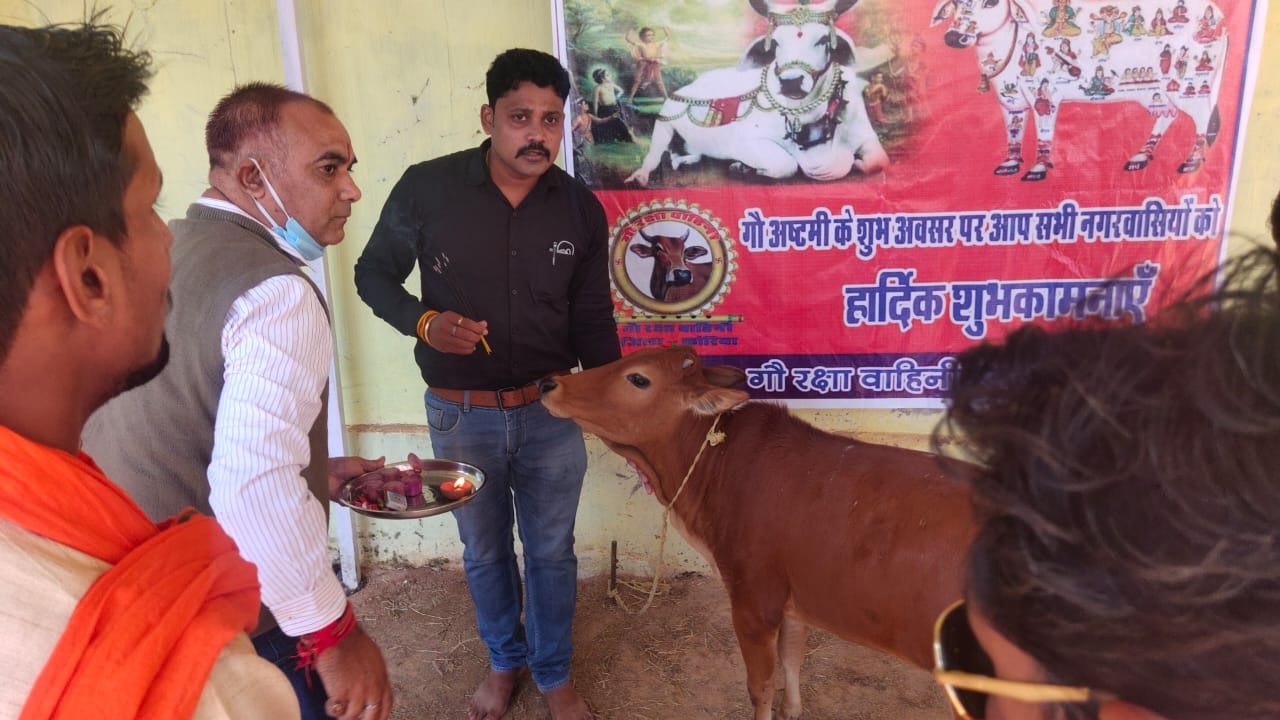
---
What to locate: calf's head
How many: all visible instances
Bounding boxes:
[539,346,748,449]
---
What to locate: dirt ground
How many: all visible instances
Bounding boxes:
[350,563,952,720]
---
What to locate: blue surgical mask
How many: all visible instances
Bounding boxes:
[249,158,326,262]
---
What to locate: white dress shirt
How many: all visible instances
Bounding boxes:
[195,197,346,637]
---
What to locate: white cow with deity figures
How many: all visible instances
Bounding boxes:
[932,0,1227,180]
[626,0,892,186]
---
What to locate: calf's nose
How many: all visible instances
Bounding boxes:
[538,377,559,394]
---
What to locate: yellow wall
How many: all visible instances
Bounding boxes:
[6,1,1277,575]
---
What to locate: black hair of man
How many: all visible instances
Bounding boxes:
[0,21,153,364]
[485,48,571,108]
[936,246,1280,720]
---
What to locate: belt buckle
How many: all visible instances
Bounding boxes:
[494,386,518,410]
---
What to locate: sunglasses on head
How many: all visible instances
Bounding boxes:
[932,599,1113,719]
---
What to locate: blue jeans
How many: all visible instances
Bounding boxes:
[252,624,329,720]
[425,390,587,691]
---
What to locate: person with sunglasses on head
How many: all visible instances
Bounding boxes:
[930,245,1280,720]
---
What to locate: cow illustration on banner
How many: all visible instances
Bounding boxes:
[554,0,1265,407]
[610,200,736,317]
[932,0,1228,181]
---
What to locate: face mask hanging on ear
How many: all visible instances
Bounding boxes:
[248,158,326,262]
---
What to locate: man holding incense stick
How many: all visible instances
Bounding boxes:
[354,48,620,720]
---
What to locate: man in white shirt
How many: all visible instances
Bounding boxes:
[83,83,392,720]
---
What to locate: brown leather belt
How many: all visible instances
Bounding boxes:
[429,382,542,409]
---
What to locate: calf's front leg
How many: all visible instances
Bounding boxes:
[730,601,783,720]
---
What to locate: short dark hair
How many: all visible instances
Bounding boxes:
[937,247,1280,720]
[591,68,607,84]
[485,48,570,108]
[0,21,152,364]
[205,82,334,170]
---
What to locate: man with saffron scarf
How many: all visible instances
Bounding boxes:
[0,22,297,720]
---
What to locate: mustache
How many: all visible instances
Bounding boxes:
[517,143,550,158]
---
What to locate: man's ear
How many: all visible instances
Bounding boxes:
[216,155,268,202]
[49,225,115,324]
[480,105,494,135]
[233,158,269,200]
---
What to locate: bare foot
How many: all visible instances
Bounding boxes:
[543,683,596,720]
[467,668,520,720]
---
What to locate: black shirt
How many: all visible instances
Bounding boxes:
[354,140,621,390]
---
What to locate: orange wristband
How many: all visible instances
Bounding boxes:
[417,309,440,343]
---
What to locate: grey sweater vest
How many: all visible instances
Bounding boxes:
[83,204,330,636]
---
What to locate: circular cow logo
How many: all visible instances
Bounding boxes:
[610,200,735,316]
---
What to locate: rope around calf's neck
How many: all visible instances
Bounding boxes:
[610,414,726,615]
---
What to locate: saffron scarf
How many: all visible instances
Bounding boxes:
[0,425,260,719]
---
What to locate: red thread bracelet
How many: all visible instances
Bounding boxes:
[294,602,356,670]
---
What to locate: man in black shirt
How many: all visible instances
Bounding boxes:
[354,48,619,720]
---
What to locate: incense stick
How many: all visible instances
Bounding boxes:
[431,252,492,354]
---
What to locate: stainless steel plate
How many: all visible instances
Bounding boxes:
[337,458,485,520]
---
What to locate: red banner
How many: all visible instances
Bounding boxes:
[554,0,1264,406]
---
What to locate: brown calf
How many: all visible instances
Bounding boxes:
[539,346,974,720]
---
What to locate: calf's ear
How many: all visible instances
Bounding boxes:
[705,365,747,388]
[691,387,750,416]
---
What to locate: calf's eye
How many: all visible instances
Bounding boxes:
[626,373,650,388]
